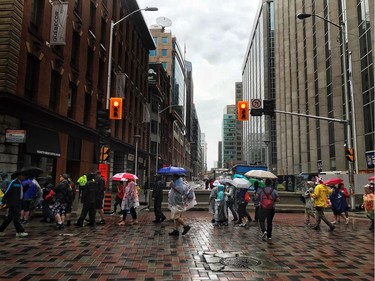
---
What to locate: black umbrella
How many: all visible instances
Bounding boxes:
[11,166,43,179]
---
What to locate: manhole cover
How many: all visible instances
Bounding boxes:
[220,257,262,268]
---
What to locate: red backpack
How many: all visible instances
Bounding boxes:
[260,188,274,209]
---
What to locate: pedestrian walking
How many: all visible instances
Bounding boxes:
[113,181,125,214]
[237,187,252,227]
[208,180,219,223]
[168,174,192,236]
[310,178,335,231]
[118,179,139,226]
[361,184,374,230]
[224,183,238,222]
[95,171,106,225]
[0,170,28,237]
[212,184,227,226]
[52,174,70,230]
[75,173,100,227]
[303,183,315,226]
[330,185,350,225]
[152,175,166,223]
[257,179,279,241]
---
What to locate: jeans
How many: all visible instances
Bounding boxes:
[153,197,165,221]
[259,208,275,238]
[226,200,238,220]
[0,207,25,233]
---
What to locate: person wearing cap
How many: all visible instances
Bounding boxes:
[51,174,70,230]
[310,179,335,231]
[0,171,28,237]
[168,174,191,236]
[361,184,374,230]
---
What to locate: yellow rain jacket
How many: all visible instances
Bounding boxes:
[311,183,333,207]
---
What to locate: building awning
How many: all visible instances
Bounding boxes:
[24,124,61,157]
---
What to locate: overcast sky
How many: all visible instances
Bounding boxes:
[137,0,260,170]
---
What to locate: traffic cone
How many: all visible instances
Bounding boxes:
[103,192,113,214]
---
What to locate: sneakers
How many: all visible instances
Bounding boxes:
[16,232,28,237]
[261,231,267,240]
[160,216,166,223]
[168,229,179,236]
[331,221,337,224]
[182,225,191,235]
[239,223,247,227]
[56,223,64,230]
[345,218,350,225]
[97,220,106,225]
[20,219,29,225]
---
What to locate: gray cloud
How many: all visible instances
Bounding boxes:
[138,0,260,169]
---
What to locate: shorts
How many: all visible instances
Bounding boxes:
[51,202,67,216]
[170,210,183,220]
[65,202,72,213]
[96,197,104,209]
[21,200,32,211]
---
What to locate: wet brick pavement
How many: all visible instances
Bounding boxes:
[0,209,373,281]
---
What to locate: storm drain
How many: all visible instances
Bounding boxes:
[220,257,261,268]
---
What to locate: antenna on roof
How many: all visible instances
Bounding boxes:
[156,17,172,32]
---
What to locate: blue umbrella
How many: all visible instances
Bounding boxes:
[157,166,187,175]
[233,174,248,180]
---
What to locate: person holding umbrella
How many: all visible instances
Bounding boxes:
[0,170,28,237]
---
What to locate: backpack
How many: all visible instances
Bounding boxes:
[299,194,306,204]
[260,188,274,209]
[244,191,251,203]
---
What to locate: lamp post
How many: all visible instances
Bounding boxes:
[134,134,141,176]
[155,105,181,174]
[297,13,355,210]
[264,140,270,171]
[106,7,158,109]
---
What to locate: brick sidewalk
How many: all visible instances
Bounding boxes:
[0,210,373,280]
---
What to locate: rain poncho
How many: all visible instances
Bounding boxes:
[168,178,196,212]
[214,184,227,222]
[121,181,139,211]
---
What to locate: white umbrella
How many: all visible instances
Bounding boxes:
[219,178,234,185]
[232,178,251,189]
[245,170,277,179]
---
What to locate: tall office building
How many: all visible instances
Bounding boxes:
[275,0,374,175]
[242,0,276,168]
[223,105,237,168]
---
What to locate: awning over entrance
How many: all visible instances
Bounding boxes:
[24,124,61,157]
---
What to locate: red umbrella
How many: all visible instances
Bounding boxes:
[369,176,375,181]
[112,172,138,181]
[323,178,343,186]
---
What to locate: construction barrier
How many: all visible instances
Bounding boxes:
[103,192,113,214]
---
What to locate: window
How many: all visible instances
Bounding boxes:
[151,120,158,134]
[24,54,40,101]
[162,62,167,69]
[49,70,61,111]
[83,92,91,125]
[67,83,77,118]
[86,46,94,81]
[162,37,168,44]
[149,50,157,56]
[74,0,82,16]
[161,49,167,56]
[100,17,106,46]
[30,0,44,35]
[153,37,158,45]
[89,1,96,31]
[70,31,80,67]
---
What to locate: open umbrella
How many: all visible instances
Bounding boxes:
[112,172,138,181]
[233,174,247,180]
[232,178,251,189]
[369,176,375,182]
[323,178,343,186]
[219,178,234,185]
[245,170,277,179]
[11,166,43,179]
[157,166,186,175]
[248,178,266,188]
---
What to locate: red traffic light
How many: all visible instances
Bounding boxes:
[237,101,249,121]
[109,98,123,120]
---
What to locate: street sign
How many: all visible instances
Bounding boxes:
[251,99,262,109]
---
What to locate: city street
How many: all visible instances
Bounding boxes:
[0,210,373,281]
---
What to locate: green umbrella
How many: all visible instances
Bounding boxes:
[248,178,265,188]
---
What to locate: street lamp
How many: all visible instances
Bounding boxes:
[264,140,270,171]
[297,13,355,209]
[134,134,141,176]
[106,7,158,109]
[155,104,181,174]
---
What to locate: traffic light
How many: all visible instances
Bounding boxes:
[345,147,355,162]
[237,101,249,121]
[97,109,111,145]
[263,100,275,116]
[109,98,123,120]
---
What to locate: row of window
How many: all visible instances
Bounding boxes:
[149,49,169,57]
